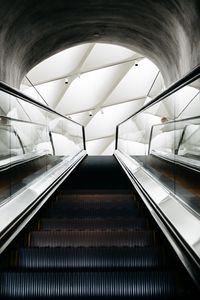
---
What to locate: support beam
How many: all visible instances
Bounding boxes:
[25,55,143,87]
[87,134,115,142]
[65,96,146,116]
[52,44,96,110]
[86,136,115,155]
[85,55,142,127]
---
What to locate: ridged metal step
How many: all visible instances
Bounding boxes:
[14,247,166,269]
[28,230,155,248]
[59,189,132,196]
[45,207,141,218]
[51,200,137,210]
[55,193,135,203]
[0,271,178,298]
[38,217,148,231]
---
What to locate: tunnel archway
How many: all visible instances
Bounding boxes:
[0,0,199,87]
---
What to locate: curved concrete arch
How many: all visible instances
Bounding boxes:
[0,0,199,87]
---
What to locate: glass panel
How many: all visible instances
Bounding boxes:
[47,114,83,158]
[0,88,84,205]
[118,77,200,215]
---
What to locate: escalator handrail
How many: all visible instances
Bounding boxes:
[0,81,86,151]
[0,81,83,127]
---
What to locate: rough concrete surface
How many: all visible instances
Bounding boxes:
[0,0,199,87]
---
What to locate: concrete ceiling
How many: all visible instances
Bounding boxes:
[0,0,199,88]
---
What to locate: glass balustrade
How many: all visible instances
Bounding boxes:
[0,85,85,205]
[117,77,200,215]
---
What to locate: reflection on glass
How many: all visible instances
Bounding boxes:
[49,116,83,156]
[0,89,84,205]
[0,120,23,161]
[117,77,200,215]
[150,117,200,169]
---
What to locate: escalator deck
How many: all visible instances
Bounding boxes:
[0,189,198,298]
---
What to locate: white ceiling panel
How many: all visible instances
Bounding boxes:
[148,72,165,98]
[56,63,129,115]
[85,99,144,140]
[178,91,200,119]
[81,43,136,72]
[23,79,66,108]
[68,111,90,126]
[104,58,159,106]
[161,85,199,119]
[101,140,115,155]
[86,136,114,155]
[26,44,91,85]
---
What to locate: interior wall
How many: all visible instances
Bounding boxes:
[0,0,199,88]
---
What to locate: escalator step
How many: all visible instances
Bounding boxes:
[39,217,148,231]
[0,271,177,298]
[59,189,132,196]
[59,191,133,196]
[28,230,155,248]
[45,207,140,218]
[15,247,166,269]
[51,201,137,210]
[56,193,135,203]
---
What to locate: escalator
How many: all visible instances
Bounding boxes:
[0,156,198,298]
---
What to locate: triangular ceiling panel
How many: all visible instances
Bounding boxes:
[161,85,199,119]
[56,63,130,115]
[104,58,159,106]
[23,79,67,108]
[177,91,200,119]
[20,43,166,155]
[85,99,144,141]
[81,43,136,72]
[101,140,115,155]
[25,44,91,85]
[86,136,114,155]
[68,111,91,126]
[148,72,165,98]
